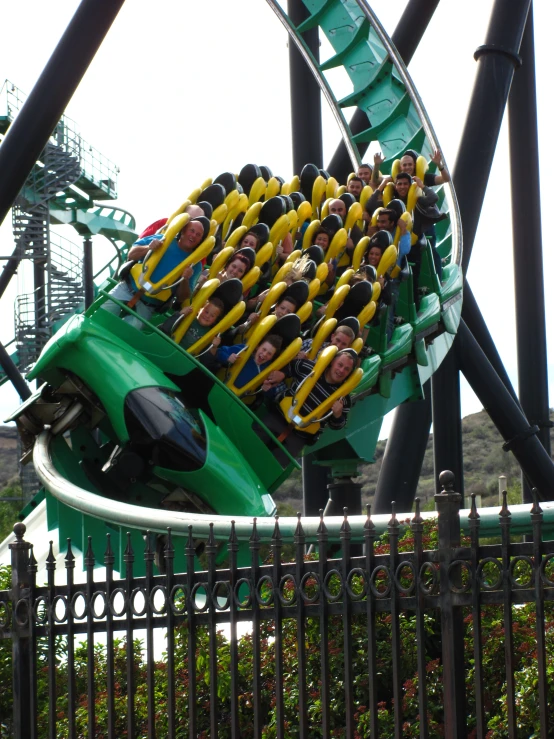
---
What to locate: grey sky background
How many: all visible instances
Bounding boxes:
[0,0,552,439]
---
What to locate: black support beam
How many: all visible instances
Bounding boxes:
[508,4,551,502]
[457,0,531,274]
[373,382,433,514]
[288,0,323,172]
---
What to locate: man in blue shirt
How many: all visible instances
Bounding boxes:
[101,216,209,329]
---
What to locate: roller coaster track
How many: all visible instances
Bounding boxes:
[26,0,463,551]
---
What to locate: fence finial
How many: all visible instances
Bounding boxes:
[12,522,26,542]
[530,487,542,516]
[439,470,455,493]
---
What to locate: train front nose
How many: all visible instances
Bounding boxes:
[123,387,207,472]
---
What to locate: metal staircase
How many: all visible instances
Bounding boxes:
[0,80,133,500]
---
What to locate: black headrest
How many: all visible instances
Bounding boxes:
[335,280,373,321]
[359,264,377,283]
[189,216,211,242]
[212,278,244,312]
[280,195,294,213]
[233,247,256,270]
[320,214,343,235]
[387,198,406,220]
[238,163,262,195]
[369,230,393,249]
[213,172,237,194]
[303,244,325,265]
[289,191,306,209]
[246,222,270,247]
[340,193,356,211]
[274,175,285,186]
[337,316,360,336]
[300,163,320,196]
[282,280,309,307]
[270,314,302,348]
[319,168,331,180]
[197,200,213,219]
[200,183,226,208]
[258,196,286,227]
[259,165,273,182]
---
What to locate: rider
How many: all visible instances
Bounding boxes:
[102,216,211,329]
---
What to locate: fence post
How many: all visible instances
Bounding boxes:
[9,522,32,739]
[435,470,467,737]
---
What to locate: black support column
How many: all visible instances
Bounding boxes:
[508,4,551,502]
[373,381,433,514]
[432,0,532,499]
[431,349,464,500]
[288,0,323,172]
[457,0,530,273]
[83,237,94,309]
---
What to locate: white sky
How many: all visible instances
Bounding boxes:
[0,0,552,440]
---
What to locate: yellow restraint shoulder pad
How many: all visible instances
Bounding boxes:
[307,318,337,360]
[226,315,277,388]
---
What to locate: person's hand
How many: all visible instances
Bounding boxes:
[366,225,378,236]
[180,305,194,316]
[362,210,370,223]
[378,275,385,288]
[181,265,194,280]
[374,152,385,167]
[211,335,221,347]
[378,176,392,190]
[228,353,238,364]
[297,351,308,360]
[397,218,407,234]
[332,398,345,418]
[276,244,283,258]
[149,238,163,251]
[413,176,424,189]
[261,379,274,392]
[431,149,442,166]
[267,370,285,385]
[247,313,260,326]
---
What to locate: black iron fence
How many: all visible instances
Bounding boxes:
[1,472,554,738]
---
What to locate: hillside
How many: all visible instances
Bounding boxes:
[273,408,554,512]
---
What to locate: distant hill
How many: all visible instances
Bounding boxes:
[273,408,554,512]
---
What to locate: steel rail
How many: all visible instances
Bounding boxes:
[34,430,554,541]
